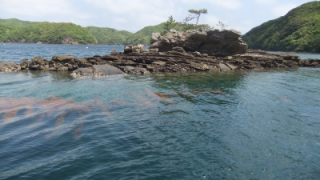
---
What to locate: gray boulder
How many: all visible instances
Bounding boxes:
[93,64,124,76]
[0,61,21,72]
[149,29,248,56]
[150,33,161,44]
[218,63,231,71]
[124,44,144,54]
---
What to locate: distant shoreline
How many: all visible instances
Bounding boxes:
[249,49,320,55]
[0,42,126,46]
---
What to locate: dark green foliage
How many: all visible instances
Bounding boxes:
[3,22,97,44]
[242,1,320,52]
[163,16,179,31]
[86,26,132,45]
[182,24,210,31]
[0,24,15,42]
[187,9,208,25]
[125,23,165,45]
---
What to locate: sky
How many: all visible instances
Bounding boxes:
[0,0,316,34]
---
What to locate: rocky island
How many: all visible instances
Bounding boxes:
[1,29,319,76]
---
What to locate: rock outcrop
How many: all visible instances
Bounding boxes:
[16,45,319,77]
[20,59,29,69]
[50,55,80,71]
[29,57,49,70]
[149,29,248,56]
[9,29,320,76]
[68,46,319,75]
[124,44,144,54]
[0,62,21,72]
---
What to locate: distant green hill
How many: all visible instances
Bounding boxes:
[0,22,97,44]
[0,24,15,42]
[125,23,164,45]
[0,18,40,27]
[0,18,206,45]
[242,1,320,52]
[86,26,132,45]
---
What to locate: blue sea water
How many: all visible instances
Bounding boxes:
[0,44,320,180]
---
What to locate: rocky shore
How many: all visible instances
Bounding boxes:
[1,29,319,76]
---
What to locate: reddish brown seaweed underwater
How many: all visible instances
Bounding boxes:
[0,88,226,139]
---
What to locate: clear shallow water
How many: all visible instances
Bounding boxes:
[269,51,320,60]
[0,44,320,180]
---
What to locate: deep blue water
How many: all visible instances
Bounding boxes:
[0,44,320,180]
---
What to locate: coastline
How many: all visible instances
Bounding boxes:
[251,49,320,55]
[0,42,126,46]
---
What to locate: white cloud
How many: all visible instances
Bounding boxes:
[202,15,220,27]
[0,0,94,23]
[179,0,242,9]
[272,3,298,16]
[254,0,278,5]
[114,18,127,24]
[0,0,304,34]
[1,0,70,16]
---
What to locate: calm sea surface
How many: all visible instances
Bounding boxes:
[0,44,320,180]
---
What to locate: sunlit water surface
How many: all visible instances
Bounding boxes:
[0,44,320,180]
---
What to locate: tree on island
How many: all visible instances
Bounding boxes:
[163,15,179,31]
[160,9,211,35]
[161,15,179,35]
[187,9,208,25]
[216,21,228,30]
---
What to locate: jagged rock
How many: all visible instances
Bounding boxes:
[172,47,185,53]
[124,45,133,54]
[0,61,21,72]
[132,44,144,53]
[149,29,247,56]
[20,59,29,69]
[119,66,149,74]
[50,55,79,71]
[111,49,118,55]
[52,55,77,63]
[124,44,144,54]
[151,33,161,44]
[29,57,49,70]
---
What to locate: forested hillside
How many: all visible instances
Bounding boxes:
[242,1,320,52]
[0,18,208,45]
[86,26,132,45]
[125,23,164,45]
[0,18,39,27]
[0,22,97,44]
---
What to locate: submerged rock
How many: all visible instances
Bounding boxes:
[71,64,124,78]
